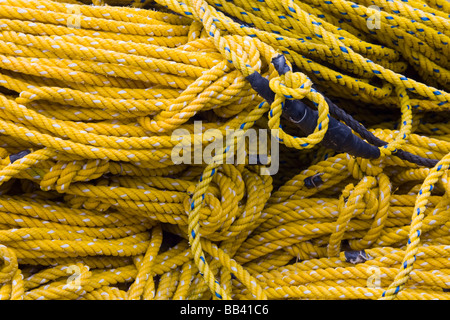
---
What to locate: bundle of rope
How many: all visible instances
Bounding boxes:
[0,0,448,300]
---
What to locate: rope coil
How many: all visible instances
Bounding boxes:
[0,0,448,300]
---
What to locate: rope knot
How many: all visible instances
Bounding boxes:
[269,71,312,101]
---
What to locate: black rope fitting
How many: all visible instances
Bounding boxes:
[9,149,31,163]
[246,54,439,168]
[246,55,380,159]
[344,250,370,264]
[304,173,324,189]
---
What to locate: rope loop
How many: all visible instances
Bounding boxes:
[328,176,378,257]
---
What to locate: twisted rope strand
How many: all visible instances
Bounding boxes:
[0,0,447,301]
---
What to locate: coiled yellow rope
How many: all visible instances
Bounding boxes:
[0,0,448,300]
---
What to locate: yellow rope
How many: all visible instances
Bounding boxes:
[0,0,448,300]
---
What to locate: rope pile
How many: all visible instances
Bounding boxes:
[0,0,448,300]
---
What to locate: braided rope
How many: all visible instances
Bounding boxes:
[0,0,447,300]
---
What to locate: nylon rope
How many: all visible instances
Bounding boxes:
[0,0,448,300]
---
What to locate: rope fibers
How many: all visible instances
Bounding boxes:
[0,0,448,300]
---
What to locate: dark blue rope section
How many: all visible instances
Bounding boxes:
[246,54,439,167]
